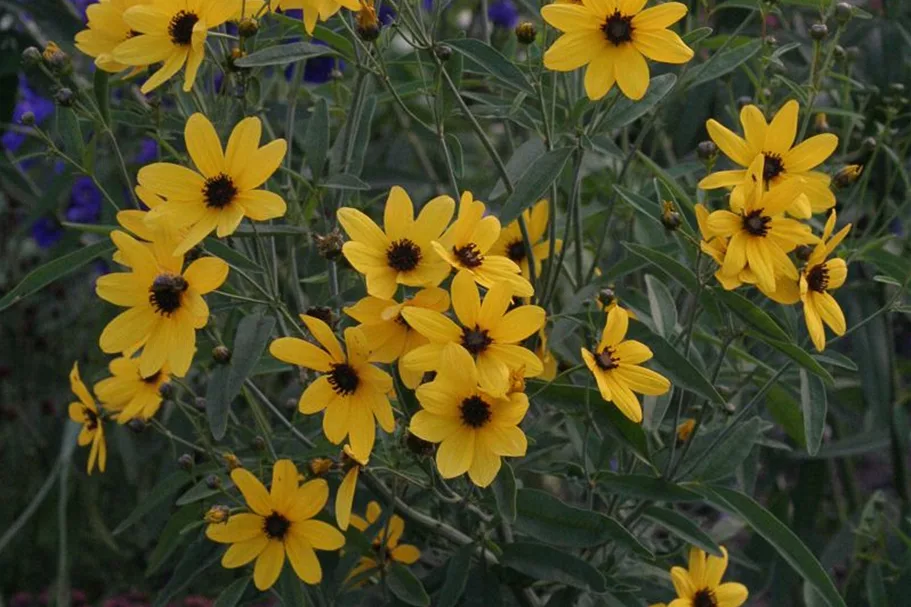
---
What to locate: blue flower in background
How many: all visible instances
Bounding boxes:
[283,39,343,84]
[378,2,395,24]
[71,0,95,18]
[2,76,54,153]
[422,0,433,11]
[31,217,64,249]
[135,138,159,164]
[488,0,518,29]
[65,177,102,224]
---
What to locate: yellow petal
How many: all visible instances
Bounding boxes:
[633,29,693,64]
[815,292,846,336]
[410,410,461,442]
[489,305,546,343]
[600,305,629,348]
[295,520,345,550]
[670,566,696,598]
[540,4,599,32]
[783,133,838,173]
[270,337,333,372]
[231,468,274,516]
[270,459,300,514]
[284,533,321,584]
[467,442,501,487]
[400,307,462,343]
[764,99,799,155]
[236,190,287,221]
[335,467,358,530]
[543,31,605,71]
[185,113,224,178]
[436,428,475,479]
[584,48,617,100]
[235,139,287,191]
[253,540,285,591]
[287,479,330,522]
[225,116,261,175]
[698,169,748,190]
[739,104,768,155]
[614,44,649,100]
[703,546,729,588]
[383,186,415,243]
[184,256,229,293]
[706,120,753,167]
[451,270,480,327]
[631,2,686,30]
[337,207,389,251]
[222,536,269,567]
[615,365,670,395]
[714,582,749,607]
[301,314,345,362]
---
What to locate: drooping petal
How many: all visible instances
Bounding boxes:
[301,314,345,362]
[222,536,269,568]
[703,546,729,589]
[815,292,846,336]
[335,467,358,530]
[451,270,480,327]
[600,305,629,348]
[184,256,229,293]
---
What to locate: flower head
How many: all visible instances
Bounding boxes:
[347,501,421,582]
[410,343,529,487]
[582,306,670,423]
[401,271,546,396]
[95,230,229,378]
[432,192,534,297]
[800,211,851,351]
[489,200,562,284]
[269,315,394,461]
[278,0,361,35]
[75,0,152,73]
[94,356,171,423]
[668,546,748,607]
[140,113,287,255]
[339,186,455,299]
[344,287,451,389]
[206,460,345,590]
[541,0,693,100]
[68,362,107,474]
[700,100,839,216]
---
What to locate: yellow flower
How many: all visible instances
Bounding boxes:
[140,113,287,255]
[676,418,695,442]
[347,501,421,582]
[204,504,230,524]
[582,306,670,423]
[206,460,345,591]
[116,185,185,263]
[541,0,693,100]
[410,344,529,487]
[433,192,534,297]
[339,186,454,299]
[113,0,245,93]
[335,445,367,531]
[668,546,748,607]
[68,362,107,475]
[800,211,851,351]
[489,200,562,283]
[699,100,839,216]
[344,287,451,389]
[536,329,558,382]
[95,230,229,378]
[706,156,818,294]
[277,0,361,35]
[93,356,170,423]
[75,0,152,73]
[269,315,394,461]
[401,270,546,397]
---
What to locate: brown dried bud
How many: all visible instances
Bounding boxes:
[313,228,346,261]
[212,345,232,364]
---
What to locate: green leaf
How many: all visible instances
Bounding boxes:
[598,473,701,502]
[443,38,534,95]
[682,27,714,45]
[204,239,262,273]
[304,97,330,180]
[57,107,84,159]
[436,544,473,607]
[234,41,337,68]
[492,462,517,522]
[636,153,695,212]
[751,333,833,384]
[627,320,725,405]
[602,74,676,130]
[623,243,699,292]
[645,274,677,337]
[686,39,763,89]
[515,489,652,556]
[113,471,191,535]
[692,485,847,607]
[499,147,573,225]
[642,506,723,557]
[151,534,220,607]
[323,173,369,190]
[489,138,545,199]
[214,577,250,607]
[312,24,355,60]
[0,240,114,313]
[614,185,663,228]
[715,288,790,342]
[176,475,231,506]
[501,542,607,592]
[387,563,430,606]
[685,417,762,481]
[94,70,110,126]
[800,369,827,456]
[145,504,203,575]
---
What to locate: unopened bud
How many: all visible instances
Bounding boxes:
[696,140,717,161]
[833,164,862,189]
[598,287,616,308]
[434,44,452,61]
[308,457,333,476]
[205,474,222,490]
[54,88,75,107]
[252,436,266,451]
[660,201,681,232]
[194,397,206,410]
[861,137,877,152]
[43,42,70,72]
[835,2,852,24]
[20,111,35,126]
[158,382,174,399]
[222,452,243,471]
[204,504,230,524]
[238,17,258,38]
[178,453,194,470]
[127,418,146,433]
[312,228,345,261]
[406,431,435,457]
[833,45,846,61]
[810,23,828,41]
[22,46,41,66]
[305,306,337,328]
[676,418,696,443]
[212,345,231,364]
[515,22,537,45]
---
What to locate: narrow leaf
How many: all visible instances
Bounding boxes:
[686,39,763,89]
[492,462,517,522]
[645,274,677,337]
[499,147,573,225]
[437,544,473,607]
[799,369,827,456]
[304,98,330,180]
[643,506,723,557]
[715,288,790,342]
[623,243,699,292]
[501,542,607,592]
[602,74,676,130]
[213,577,250,607]
[387,563,430,606]
[234,41,337,68]
[443,38,534,94]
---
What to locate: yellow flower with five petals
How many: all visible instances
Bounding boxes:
[489,199,562,284]
[800,211,851,351]
[667,546,748,607]
[94,356,171,423]
[347,501,421,582]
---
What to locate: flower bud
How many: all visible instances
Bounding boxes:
[54,88,75,108]
[158,382,174,399]
[20,111,35,126]
[660,201,681,232]
[238,17,259,38]
[515,21,537,45]
[313,228,345,261]
[205,474,222,490]
[835,2,852,24]
[331,68,344,81]
[308,457,333,476]
[810,23,828,41]
[833,44,846,61]
[861,137,877,152]
[212,345,231,364]
[763,35,778,48]
[195,396,207,410]
[598,287,616,308]
[833,164,862,189]
[222,452,242,471]
[696,140,717,161]
[127,418,146,433]
[252,436,266,451]
[356,0,380,42]
[406,431,435,457]
[434,44,452,61]
[178,453,194,470]
[22,46,41,66]
[43,42,70,73]
[676,418,696,443]
[305,306,337,328]
[204,504,230,524]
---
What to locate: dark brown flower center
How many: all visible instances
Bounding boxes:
[83,407,98,431]
[742,209,771,237]
[763,153,785,181]
[461,326,492,355]
[328,363,360,395]
[168,10,199,46]
[453,243,484,268]
[506,239,526,263]
[595,346,619,370]
[460,395,492,428]
[203,174,238,209]
[142,370,162,384]
[263,512,291,540]
[149,273,188,316]
[807,264,828,292]
[386,239,422,272]
[693,588,718,607]
[602,11,633,45]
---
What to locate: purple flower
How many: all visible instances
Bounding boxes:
[422,0,433,11]
[31,217,64,248]
[65,176,102,223]
[284,39,343,84]
[2,76,54,153]
[488,0,518,29]
[135,138,159,164]
[378,2,395,24]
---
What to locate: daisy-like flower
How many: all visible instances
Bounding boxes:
[347,501,421,582]
[94,356,170,423]
[344,287,450,389]
[206,460,345,591]
[68,363,107,475]
[401,271,546,397]
[113,0,245,93]
[667,546,748,607]
[699,100,839,215]
[74,0,152,73]
[541,0,693,101]
[278,0,361,35]
[335,445,367,531]
[582,306,670,423]
[410,344,529,487]
[432,192,534,297]
[800,211,851,351]
[338,186,454,299]
[269,315,394,461]
[95,230,229,378]
[489,200,562,284]
[706,156,818,294]
[140,113,287,255]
